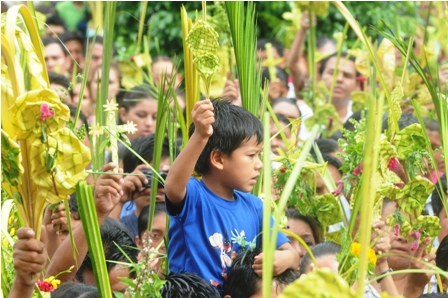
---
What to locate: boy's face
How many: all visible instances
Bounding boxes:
[221,136,263,193]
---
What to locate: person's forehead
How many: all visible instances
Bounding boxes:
[46,43,64,56]
[325,57,356,74]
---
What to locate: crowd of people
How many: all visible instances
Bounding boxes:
[3,1,448,298]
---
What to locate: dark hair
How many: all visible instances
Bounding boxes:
[42,37,67,56]
[76,218,138,283]
[275,113,290,126]
[286,208,323,244]
[271,97,301,119]
[122,134,172,174]
[257,38,284,57]
[261,66,289,88]
[431,174,447,218]
[66,103,90,135]
[189,98,263,175]
[316,36,337,51]
[60,31,85,51]
[137,202,167,238]
[85,36,115,57]
[343,109,367,132]
[51,281,99,298]
[318,52,356,76]
[299,242,341,275]
[49,72,73,99]
[382,112,419,131]
[317,153,343,176]
[119,85,156,112]
[314,138,339,155]
[425,118,440,132]
[46,13,68,31]
[160,272,221,298]
[222,247,298,298]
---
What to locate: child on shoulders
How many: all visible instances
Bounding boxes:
[164,98,300,289]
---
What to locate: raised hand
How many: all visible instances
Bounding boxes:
[192,99,215,138]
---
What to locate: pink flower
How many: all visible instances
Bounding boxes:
[352,162,363,176]
[332,180,344,196]
[37,281,54,292]
[394,224,401,236]
[40,103,55,121]
[409,230,421,251]
[387,157,408,183]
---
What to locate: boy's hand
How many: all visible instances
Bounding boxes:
[253,249,297,277]
[13,228,46,286]
[94,162,124,223]
[192,99,215,138]
[43,202,68,237]
[371,221,391,265]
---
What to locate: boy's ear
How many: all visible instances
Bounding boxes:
[210,150,225,170]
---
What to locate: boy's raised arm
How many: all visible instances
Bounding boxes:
[165,100,215,205]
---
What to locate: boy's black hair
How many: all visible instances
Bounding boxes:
[311,153,343,176]
[66,103,90,135]
[431,174,447,218]
[189,98,263,175]
[286,208,323,244]
[425,118,440,132]
[314,138,339,155]
[42,37,68,56]
[121,133,172,174]
[222,247,298,298]
[261,66,289,88]
[318,52,356,76]
[382,112,419,131]
[51,281,99,298]
[137,202,167,238]
[271,97,302,118]
[257,38,284,57]
[76,218,138,282]
[48,72,73,99]
[46,12,68,31]
[299,242,341,275]
[160,272,221,298]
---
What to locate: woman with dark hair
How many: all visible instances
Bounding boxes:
[285,208,323,268]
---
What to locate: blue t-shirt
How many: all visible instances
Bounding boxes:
[166,177,289,288]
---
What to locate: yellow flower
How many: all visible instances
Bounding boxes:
[8,215,14,225]
[9,227,15,236]
[44,276,61,290]
[351,242,377,265]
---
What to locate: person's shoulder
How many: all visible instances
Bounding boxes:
[235,191,263,207]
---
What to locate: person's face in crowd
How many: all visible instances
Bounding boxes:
[270,120,291,155]
[315,164,342,196]
[381,202,413,270]
[90,43,103,75]
[286,218,315,264]
[45,25,65,38]
[152,60,182,89]
[119,99,158,140]
[65,39,84,71]
[305,254,339,274]
[427,130,445,174]
[73,81,93,118]
[50,82,72,103]
[257,48,284,69]
[320,57,357,102]
[272,102,300,120]
[89,68,121,104]
[82,263,130,293]
[45,43,69,74]
[136,212,167,252]
[268,80,289,101]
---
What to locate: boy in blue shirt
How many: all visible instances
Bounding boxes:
[165,99,300,288]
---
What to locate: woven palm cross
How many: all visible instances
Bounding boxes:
[89,99,137,172]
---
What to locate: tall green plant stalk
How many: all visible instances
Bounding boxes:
[93,2,117,174]
[307,8,316,109]
[76,182,112,298]
[261,112,273,298]
[355,93,384,297]
[135,1,148,56]
[181,6,199,132]
[225,1,261,116]
[262,125,319,297]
